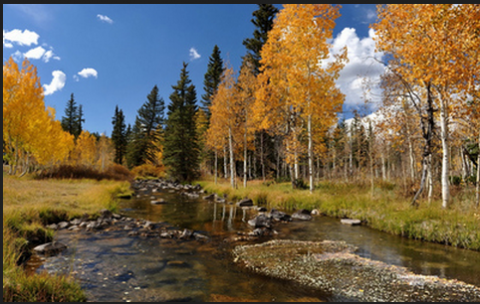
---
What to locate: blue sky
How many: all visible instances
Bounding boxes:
[3,4,384,136]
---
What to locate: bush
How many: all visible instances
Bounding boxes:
[293,179,308,190]
[449,175,462,186]
[35,164,133,181]
[131,163,165,179]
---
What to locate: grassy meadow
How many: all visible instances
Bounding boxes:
[197,178,480,251]
[3,173,132,302]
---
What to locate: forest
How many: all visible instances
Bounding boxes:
[3,4,480,302]
[4,4,479,208]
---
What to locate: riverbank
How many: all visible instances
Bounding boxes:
[3,174,132,302]
[197,179,480,251]
[233,239,480,302]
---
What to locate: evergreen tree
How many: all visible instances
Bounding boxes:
[126,85,165,168]
[111,105,127,165]
[61,93,82,139]
[163,62,200,182]
[242,4,279,74]
[243,4,279,180]
[201,45,224,120]
[77,104,85,138]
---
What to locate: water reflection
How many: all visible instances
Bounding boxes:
[33,189,480,302]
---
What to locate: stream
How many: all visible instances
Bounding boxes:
[28,187,480,302]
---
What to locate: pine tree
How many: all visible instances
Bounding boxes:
[201,45,224,120]
[163,62,200,182]
[242,4,279,181]
[126,85,165,168]
[242,4,279,74]
[111,105,127,165]
[77,104,85,138]
[61,93,82,139]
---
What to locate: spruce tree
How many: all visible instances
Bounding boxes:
[126,85,165,168]
[61,93,82,139]
[163,62,200,182]
[242,4,279,180]
[111,105,127,165]
[76,104,85,138]
[242,4,279,74]
[201,45,224,119]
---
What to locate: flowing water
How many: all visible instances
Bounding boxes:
[29,189,480,302]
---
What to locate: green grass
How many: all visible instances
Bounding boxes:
[197,178,480,251]
[3,174,132,302]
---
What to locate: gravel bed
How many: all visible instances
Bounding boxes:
[233,240,480,302]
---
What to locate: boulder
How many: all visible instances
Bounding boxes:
[203,194,215,200]
[341,219,361,226]
[247,214,272,228]
[70,218,82,226]
[236,198,254,207]
[99,209,113,219]
[291,209,312,221]
[57,221,70,229]
[33,241,67,256]
[46,223,58,230]
[179,229,193,239]
[151,199,167,205]
[269,209,292,222]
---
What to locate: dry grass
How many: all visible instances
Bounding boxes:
[197,177,480,251]
[3,173,132,302]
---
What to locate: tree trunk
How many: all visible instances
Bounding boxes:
[294,150,299,181]
[308,114,313,193]
[261,132,265,182]
[476,134,479,207]
[412,83,435,207]
[244,128,247,188]
[427,154,433,204]
[381,150,386,180]
[224,146,228,179]
[229,128,235,189]
[439,96,450,209]
[214,149,218,185]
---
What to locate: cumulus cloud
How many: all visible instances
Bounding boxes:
[3,29,39,47]
[23,46,46,60]
[11,50,23,62]
[322,28,385,110]
[22,46,60,63]
[42,49,60,62]
[97,14,113,24]
[189,47,201,61]
[43,70,66,96]
[77,68,98,79]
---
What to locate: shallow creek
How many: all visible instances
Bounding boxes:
[28,189,480,302]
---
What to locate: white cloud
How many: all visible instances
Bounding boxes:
[23,46,46,60]
[41,49,60,62]
[189,47,201,61]
[322,27,385,110]
[11,50,23,62]
[77,68,98,79]
[97,14,113,24]
[43,70,66,96]
[3,29,39,47]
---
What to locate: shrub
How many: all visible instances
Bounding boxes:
[35,164,133,181]
[449,175,462,186]
[131,163,165,179]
